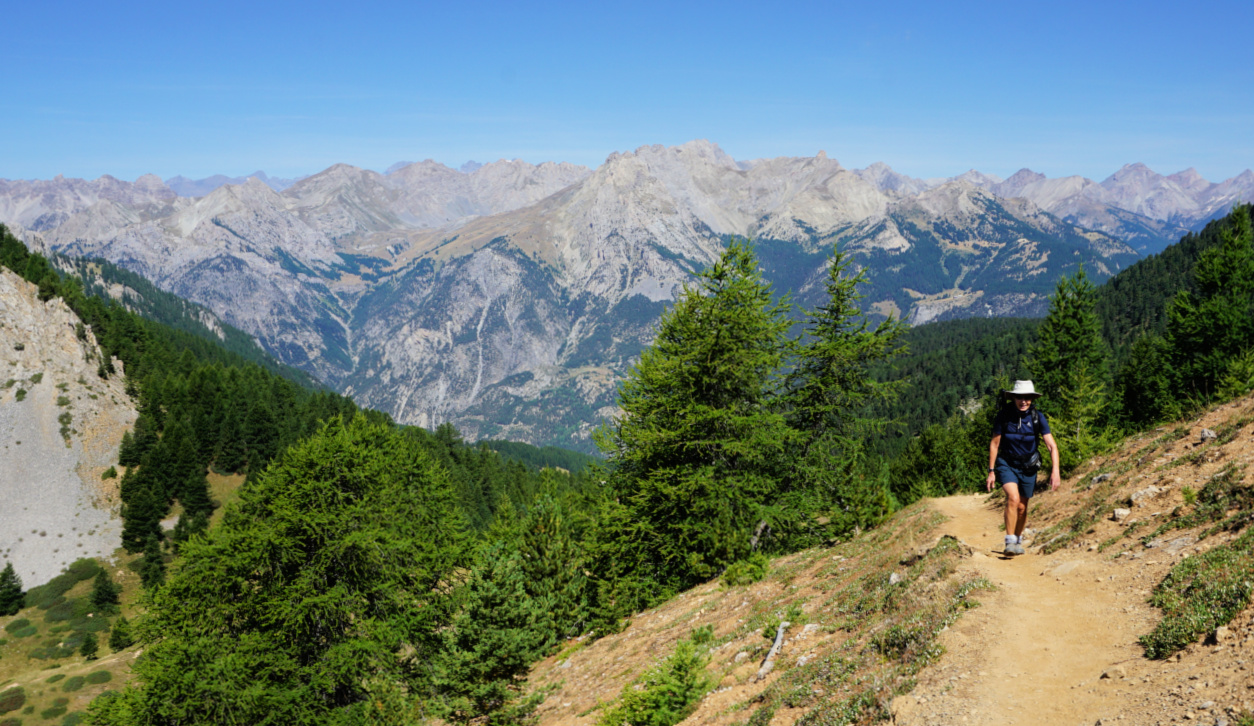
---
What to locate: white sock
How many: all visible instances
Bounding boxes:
[1016,535,1024,544]
[1005,535,1016,545]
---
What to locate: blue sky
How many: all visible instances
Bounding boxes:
[4,0,1251,183]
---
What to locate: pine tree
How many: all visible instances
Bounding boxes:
[784,244,905,541]
[80,632,99,660]
[0,561,23,616]
[517,474,588,644]
[786,244,906,441]
[439,541,548,725]
[170,510,209,552]
[1027,266,1110,472]
[179,467,214,518]
[109,615,135,651]
[213,408,248,474]
[1167,205,1254,398]
[90,569,121,613]
[1114,334,1179,425]
[592,240,797,614]
[139,535,166,590]
[1028,266,1107,407]
[120,483,164,554]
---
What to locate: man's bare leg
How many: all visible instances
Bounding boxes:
[1002,482,1021,552]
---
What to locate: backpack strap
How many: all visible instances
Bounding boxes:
[1031,409,1042,452]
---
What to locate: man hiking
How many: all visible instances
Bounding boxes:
[985,380,1061,555]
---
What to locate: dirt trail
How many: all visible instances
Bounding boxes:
[892,494,1150,726]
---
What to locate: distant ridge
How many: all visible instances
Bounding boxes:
[165,171,303,196]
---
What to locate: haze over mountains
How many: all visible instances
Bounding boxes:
[3,140,1251,450]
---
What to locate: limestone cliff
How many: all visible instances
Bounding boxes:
[0,270,134,587]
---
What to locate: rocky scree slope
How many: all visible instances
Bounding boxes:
[7,142,1250,449]
[0,269,133,587]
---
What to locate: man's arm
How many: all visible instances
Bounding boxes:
[986,434,1002,492]
[1043,432,1061,490]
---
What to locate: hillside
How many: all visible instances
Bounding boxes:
[520,392,1254,726]
[0,269,133,588]
[1,392,1250,724]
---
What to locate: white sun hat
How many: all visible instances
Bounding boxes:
[1003,380,1041,398]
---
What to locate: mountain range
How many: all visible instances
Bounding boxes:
[3,141,1251,450]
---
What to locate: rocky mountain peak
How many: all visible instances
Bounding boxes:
[1102,162,1162,188]
[996,168,1048,197]
[133,173,177,199]
[953,170,1003,189]
[1166,167,1211,194]
[854,162,932,195]
[907,178,995,218]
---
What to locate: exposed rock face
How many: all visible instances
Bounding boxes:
[0,269,134,587]
[0,174,178,233]
[6,141,1249,450]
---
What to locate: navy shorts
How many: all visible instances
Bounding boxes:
[995,459,1037,501]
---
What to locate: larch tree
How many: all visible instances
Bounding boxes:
[90,415,468,726]
[591,240,797,616]
[1027,265,1110,471]
[1167,204,1254,398]
[784,244,905,537]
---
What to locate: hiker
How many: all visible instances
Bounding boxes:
[985,380,1061,555]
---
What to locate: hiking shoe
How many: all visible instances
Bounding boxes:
[1005,543,1025,556]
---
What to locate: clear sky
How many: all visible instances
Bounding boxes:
[4,0,1251,183]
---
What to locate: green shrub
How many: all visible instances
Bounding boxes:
[40,706,67,720]
[29,373,42,384]
[722,552,770,587]
[0,688,25,715]
[62,713,85,726]
[3,618,30,634]
[1141,527,1254,658]
[56,396,70,407]
[44,598,89,623]
[65,560,101,581]
[14,389,25,402]
[597,639,712,726]
[24,560,100,610]
[68,616,109,634]
[101,467,117,480]
[85,671,111,685]
[61,676,86,693]
[1182,486,1198,506]
[46,674,65,684]
[0,717,20,726]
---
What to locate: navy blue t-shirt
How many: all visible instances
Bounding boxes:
[992,407,1051,463]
